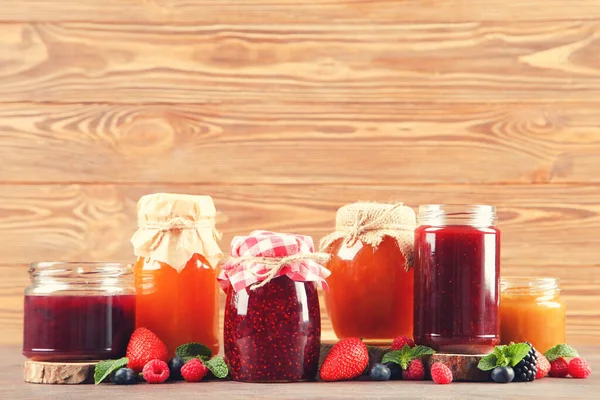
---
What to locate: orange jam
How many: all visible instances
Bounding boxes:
[134,254,219,356]
[323,236,413,344]
[500,277,566,353]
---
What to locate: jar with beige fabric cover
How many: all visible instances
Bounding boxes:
[320,202,416,345]
[130,193,223,356]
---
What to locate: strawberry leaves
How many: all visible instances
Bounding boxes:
[381,345,436,370]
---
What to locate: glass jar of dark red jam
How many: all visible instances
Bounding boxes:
[224,276,321,382]
[413,205,500,354]
[23,262,136,361]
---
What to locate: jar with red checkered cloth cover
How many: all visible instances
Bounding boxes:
[218,230,330,382]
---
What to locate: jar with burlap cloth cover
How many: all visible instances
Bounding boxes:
[130,193,223,355]
[219,230,330,382]
[319,202,416,345]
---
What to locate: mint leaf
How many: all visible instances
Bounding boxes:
[381,350,402,365]
[478,354,498,371]
[409,345,436,358]
[94,357,128,385]
[176,342,212,359]
[205,356,229,379]
[506,343,531,367]
[381,345,413,370]
[544,344,579,362]
[183,355,211,363]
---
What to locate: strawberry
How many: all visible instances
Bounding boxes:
[391,336,415,351]
[319,338,369,382]
[126,327,169,373]
[568,358,592,379]
[535,350,551,379]
[549,357,569,378]
[402,359,425,380]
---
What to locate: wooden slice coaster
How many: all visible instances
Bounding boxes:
[24,360,96,384]
[424,353,489,382]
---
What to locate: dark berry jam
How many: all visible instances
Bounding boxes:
[23,294,136,361]
[414,225,500,354]
[224,276,321,382]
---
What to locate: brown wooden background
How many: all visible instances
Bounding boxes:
[1,1,599,346]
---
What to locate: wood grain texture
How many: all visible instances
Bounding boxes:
[2,346,600,398]
[1,102,599,184]
[2,1,600,23]
[2,22,600,103]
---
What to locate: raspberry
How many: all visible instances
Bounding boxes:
[402,359,425,381]
[142,359,170,384]
[568,358,592,379]
[549,357,569,378]
[535,350,551,379]
[431,362,453,384]
[391,336,415,351]
[181,359,209,382]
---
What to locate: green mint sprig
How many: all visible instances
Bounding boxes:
[544,344,579,362]
[205,356,229,378]
[176,342,212,361]
[381,345,436,370]
[477,343,531,371]
[94,357,129,384]
[177,342,229,379]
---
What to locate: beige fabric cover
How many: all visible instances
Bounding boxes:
[130,193,223,272]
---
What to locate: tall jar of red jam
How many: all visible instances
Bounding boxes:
[23,262,136,361]
[413,205,500,354]
[219,230,330,382]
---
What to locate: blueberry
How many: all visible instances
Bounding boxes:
[384,362,403,380]
[112,368,138,385]
[168,356,185,380]
[491,366,515,383]
[369,363,391,381]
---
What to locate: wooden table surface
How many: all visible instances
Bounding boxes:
[1,346,597,399]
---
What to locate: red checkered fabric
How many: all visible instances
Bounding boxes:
[218,230,331,293]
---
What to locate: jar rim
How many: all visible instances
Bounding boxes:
[29,262,133,278]
[501,276,559,294]
[418,204,497,226]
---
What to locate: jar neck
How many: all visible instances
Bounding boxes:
[418,204,497,227]
[501,277,560,300]
[29,262,133,290]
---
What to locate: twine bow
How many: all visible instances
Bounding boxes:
[344,202,411,247]
[226,252,331,290]
[140,216,223,251]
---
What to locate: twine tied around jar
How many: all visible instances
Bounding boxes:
[226,252,331,290]
[319,202,417,270]
[140,216,223,252]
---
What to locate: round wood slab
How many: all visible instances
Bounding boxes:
[24,360,96,384]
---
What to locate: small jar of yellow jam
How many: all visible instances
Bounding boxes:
[500,277,566,353]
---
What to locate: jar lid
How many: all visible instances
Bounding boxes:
[131,193,223,272]
[218,230,331,293]
[320,202,416,270]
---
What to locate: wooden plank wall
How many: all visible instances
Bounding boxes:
[1,1,599,346]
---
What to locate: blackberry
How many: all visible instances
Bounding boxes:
[513,342,538,382]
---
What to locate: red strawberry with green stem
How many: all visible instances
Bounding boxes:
[320,338,369,382]
[126,327,169,373]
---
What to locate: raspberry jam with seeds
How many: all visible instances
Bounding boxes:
[224,276,321,382]
[413,205,500,354]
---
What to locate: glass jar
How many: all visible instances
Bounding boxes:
[321,203,416,344]
[131,193,223,356]
[224,276,321,382]
[23,262,136,361]
[500,277,566,353]
[219,230,328,382]
[414,204,501,354]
